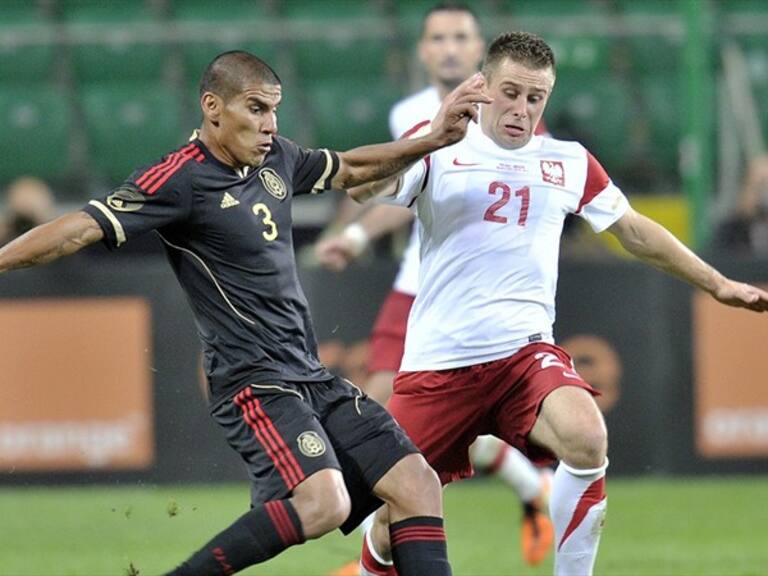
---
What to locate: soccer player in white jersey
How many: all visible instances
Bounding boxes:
[349,31,768,576]
[316,5,555,574]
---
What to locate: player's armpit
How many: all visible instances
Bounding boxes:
[0,211,103,274]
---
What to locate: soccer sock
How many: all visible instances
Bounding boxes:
[550,459,608,576]
[166,499,305,576]
[360,526,396,576]
[471,435,542,503]
[389,516,451,576]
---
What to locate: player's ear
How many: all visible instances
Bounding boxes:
[200,92,222,126]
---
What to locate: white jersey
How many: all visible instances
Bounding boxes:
[388,87,441,296]
[381,120,629,371]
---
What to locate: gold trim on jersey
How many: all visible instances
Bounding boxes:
[311,149,334,194]
[88,200,126,246]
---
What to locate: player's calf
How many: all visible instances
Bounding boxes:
[371,454,452,576]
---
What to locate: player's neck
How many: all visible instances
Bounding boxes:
[197,127,240,169]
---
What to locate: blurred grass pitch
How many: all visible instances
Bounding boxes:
[0,476,766,575]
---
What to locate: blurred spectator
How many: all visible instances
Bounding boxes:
[0,177,56,246]
[716,155,768,254]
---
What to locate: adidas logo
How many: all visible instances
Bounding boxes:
[220,192,240,209]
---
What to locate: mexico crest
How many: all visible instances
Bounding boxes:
[297,431,326,457]
[259,168,287,200]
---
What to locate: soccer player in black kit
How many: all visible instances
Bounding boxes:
[0,52,489,575]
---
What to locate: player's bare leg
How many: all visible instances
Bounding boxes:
[528,386,608,576]
[367,453,450,576]
[470,435,554,565]
[364,370,396,406]
[167,468,351,575]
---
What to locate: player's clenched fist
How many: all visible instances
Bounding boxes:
[430,73,492,147]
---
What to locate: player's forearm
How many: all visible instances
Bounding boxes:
[612,210,724,295]
[334,134,442,190]
[0,211,103,274]
[347,175,402,203]
[356,202,414,240]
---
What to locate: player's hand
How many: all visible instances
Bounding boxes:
[314,227,368,272]
[430,73,492,147]
[711,278,768,312]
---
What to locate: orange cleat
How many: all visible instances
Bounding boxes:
[521,469,554,565]
[328,559,360,576]
[520,505,555,565]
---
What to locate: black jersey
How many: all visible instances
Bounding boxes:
[83,136,340,406]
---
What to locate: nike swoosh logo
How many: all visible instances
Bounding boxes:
[453,158,481,166]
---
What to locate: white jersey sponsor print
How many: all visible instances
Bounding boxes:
[381,120,629,371]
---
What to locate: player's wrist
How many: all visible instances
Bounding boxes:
[342,222,370,256]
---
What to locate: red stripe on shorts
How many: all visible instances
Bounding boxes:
[234,389,304,489]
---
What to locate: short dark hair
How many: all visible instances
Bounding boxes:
[421,2,481,36]
[482,31,556,80]
[199,50,281,100]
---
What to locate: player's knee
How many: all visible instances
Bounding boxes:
[293,474,352,539]
[383,454,442,516]
[562,426,607,470]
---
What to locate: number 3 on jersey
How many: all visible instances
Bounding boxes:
[252,203,278,241]
[484,181,529,226]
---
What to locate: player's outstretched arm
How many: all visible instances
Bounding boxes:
[332,73,490,193]
[0,211,103,274]
[608,206,768,312]
[314,203,414,271]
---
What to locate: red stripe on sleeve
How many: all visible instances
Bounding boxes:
[135,143,195,188]
[400,119,431,140]
[576,151,610,214]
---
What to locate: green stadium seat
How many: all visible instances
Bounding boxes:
[81,84,183,183]
[546,72,632,170]
[393,0,497,40]
[639,74,682,174]
[306,79,401,150]
[61,0,165,83]
[501,0,609,17]
[548,36,612,73]
[0,87,71,182]
[0,2,55,83]
[170,0,271,20]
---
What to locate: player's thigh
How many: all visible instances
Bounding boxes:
[317,377,419,534]
[528,385,607,465]
[493,343,601,465]
[364,370,396,406]
[212,384,341,504]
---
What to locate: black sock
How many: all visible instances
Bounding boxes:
[389,516,451,576]
[166,498,305,576]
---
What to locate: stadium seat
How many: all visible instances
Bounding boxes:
[306,79,401,150]
[81,84,183,183]
[548,36,612,73]
[638,74,682,174]
[282,0,391,81]
[0,2,55,83]
[546,72,632,171]
[61,0,165,83]
[0,87,71,181]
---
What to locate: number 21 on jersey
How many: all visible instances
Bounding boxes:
[252,203,278,241]
[483,181,529,226]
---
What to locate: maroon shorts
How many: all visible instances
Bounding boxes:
[388,342,598,484]
[367,290,415,373]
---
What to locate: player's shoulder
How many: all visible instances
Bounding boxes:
[389,86,440,136]
[129,141,205,195]
[537,135,588,160]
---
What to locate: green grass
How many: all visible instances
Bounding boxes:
[1,476,767,575]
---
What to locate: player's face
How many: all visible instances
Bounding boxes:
[211,82,281,168]
[419,11,484,89]
[481,58,554,150]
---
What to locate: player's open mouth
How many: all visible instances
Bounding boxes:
[504,124,526,137]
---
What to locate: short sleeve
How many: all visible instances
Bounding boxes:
[83,160,194,249]
[282,138,339,196]
[576,151,629,233]
[376,156,430,209]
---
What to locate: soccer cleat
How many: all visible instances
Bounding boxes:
[520,470,554,565]
[329,559,361,576]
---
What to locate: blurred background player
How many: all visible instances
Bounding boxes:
[353,31,768,576]
[0,177,57,246]
[316,4,554,574]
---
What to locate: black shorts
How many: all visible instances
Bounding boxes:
[211,376,419,534]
